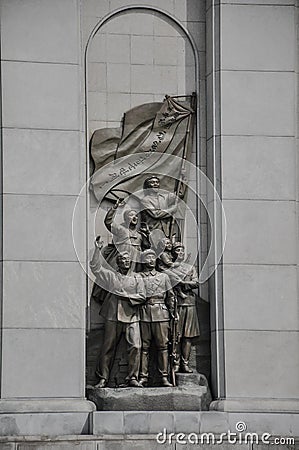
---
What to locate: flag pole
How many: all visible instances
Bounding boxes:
[169,92,197,241]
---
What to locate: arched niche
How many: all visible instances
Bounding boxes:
[84,6,210,388]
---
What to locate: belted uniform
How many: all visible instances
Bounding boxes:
[90,261,145,383]
[139,270,175,381]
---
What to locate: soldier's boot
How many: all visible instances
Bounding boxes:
[94,378,107,388]
[158,349,173,387]
[139,350,149,387]
[180,339,193,373]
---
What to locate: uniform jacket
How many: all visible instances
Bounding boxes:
[90,264,145,323]
[140,270,175,322]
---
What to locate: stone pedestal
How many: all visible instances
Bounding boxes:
[87,373,212,411]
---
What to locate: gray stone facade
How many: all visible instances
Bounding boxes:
[0,0,298,446]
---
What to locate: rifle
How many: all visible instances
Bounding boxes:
[169,293,180,387]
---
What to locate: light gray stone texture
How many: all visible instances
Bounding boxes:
[81,0,109,18]
[221,71,295,137]
[222,200,297,265]
[18,444,94,450]
[0,0,79,64]
[2,261,85,329]
[131,35,154,65]
[98,439,174,450]
[106,34,130,64]
[124,412,150,434]
[1,329,85,397]
[222,265,298,331]
[88,63,107,92]
[221,136,296,201]
[154,37,178,66]
[87,380,211,412]
[106,93,130,122]
[224,330,299,398]
[173,412,201,433]
[3,194,85,262]
[176,444,249,450]
[88,92,107,122]
[2,129,83,196]
[148,412,175,434]
[2,61,80,130]
[218,0,295,4]
[221,5,295,71]
[0,412,90,437]
[92,412,124,435]
[226,412,299,436]
[107,63,130,93]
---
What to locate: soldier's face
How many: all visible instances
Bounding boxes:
[147,178,160,192]
[144,253,156,268]
[118,253,131,270]
[125,210,138,225]
[163,239,172,251]
[174,247,185,261]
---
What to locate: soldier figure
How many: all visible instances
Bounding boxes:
[167,242,200,373]
[140,176,178,236]
[90,239,145,388]
[139,249,175,387]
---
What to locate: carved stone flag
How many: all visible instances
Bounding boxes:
[90,95,195,202]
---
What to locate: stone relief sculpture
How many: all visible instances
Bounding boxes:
[87,95,205,394]
[90,240,145,388]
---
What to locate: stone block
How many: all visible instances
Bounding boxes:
[148,412,174,434]
[173,411,201,433]
[2,128,83,196]
[107,93,130,122]
[81,0,109,18]
[1,329,85,397]
[107,64,130,93]
[124,412,150,434]
[221,71,295,137]
[131,36,154,65]
[87,373,211,412]
[153,66,178,95]
[153,37,178,66]
[153,16,178,37]
[2,261,85,329]
[199,411,230,433]
[3,194,85,262]
[107,34,130,64]
[93,411,124,434]
[222,200,297,265]
[186,22,206,52]
[131,65,155,94]
[88,33,107,63]
[221,5,295,71]
[0,413,90,437]
[223,265,298,331]
[88,92,107,122]
[224,330,299,398]
[130,94,155,109]
[2,61,80,130]
[220,0,295,4]
[97,438,174,450]
[221,136,296,200]
[0,0,79,63]
[126,12,154,36]
[227,412,299,437]
[186,0,207,22]
[88,63,107,92]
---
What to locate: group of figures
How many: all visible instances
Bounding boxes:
[90,176,200,388]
